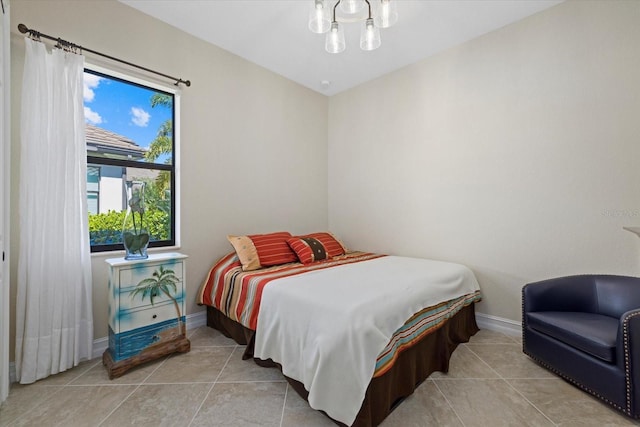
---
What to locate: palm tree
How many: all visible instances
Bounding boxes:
[145,92,172,161]
[145,93,173,163]
[130,265,185,335]
[144,120,172,162]
[150,93,172,109]
[145,93,173,199]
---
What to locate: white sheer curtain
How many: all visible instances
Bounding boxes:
[16,38,93,384]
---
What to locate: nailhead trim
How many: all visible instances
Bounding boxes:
[523,348,630,416]
[521,283,640,419]
[622,310,640,417]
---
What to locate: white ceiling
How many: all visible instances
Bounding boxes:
[120,0,563,96]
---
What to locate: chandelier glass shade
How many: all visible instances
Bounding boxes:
[309,0,397,53]
[309,0,331,33]
[340,0,365,14]
[375,0,398,28]
[360,18,381,51]
[326,22,346,53]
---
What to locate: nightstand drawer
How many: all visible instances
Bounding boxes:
[119,281,185,311]
[111,318,182,362]
[118,302,178,333]
[118,262,184,291]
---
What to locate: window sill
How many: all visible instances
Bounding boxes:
[90,245,182,259]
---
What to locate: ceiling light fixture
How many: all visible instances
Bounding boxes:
[309,0,398,54]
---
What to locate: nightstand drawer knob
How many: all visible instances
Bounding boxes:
[152,314,157,319]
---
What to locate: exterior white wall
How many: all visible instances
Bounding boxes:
[328,0,640,322]
[99,166,125,213]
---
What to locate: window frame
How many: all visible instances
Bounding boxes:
[85,64,181,254]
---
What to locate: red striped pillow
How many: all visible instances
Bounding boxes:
[250,232,298,266]
[304,232,347,257]
[287,232,347,264]
[227,231,298,271]
[287,237,328,264]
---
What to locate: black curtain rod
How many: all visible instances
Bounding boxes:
[17,23,191,87]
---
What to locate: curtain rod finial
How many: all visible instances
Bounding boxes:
[18,23,29,34]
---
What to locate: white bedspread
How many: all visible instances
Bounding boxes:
[253,255,481,425]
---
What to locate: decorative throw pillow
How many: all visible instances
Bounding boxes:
[227,231,297,271]
[303,232,347,257]
[287,237,328,264]
[287,232,347,264]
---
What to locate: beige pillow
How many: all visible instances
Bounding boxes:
[227,235,261,271]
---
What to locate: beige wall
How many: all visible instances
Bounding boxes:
[328,0,640,322]
[9,0,328,358]
[9,0,640,361]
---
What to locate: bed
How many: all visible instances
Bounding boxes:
[197,232,481,427]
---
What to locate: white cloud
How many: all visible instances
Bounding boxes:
[84,106,103,125]
[83,73,103,103]
[130,107,150,127]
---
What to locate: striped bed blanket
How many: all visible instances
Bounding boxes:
[197,251,481,378]
[198,251,383,329]
[374,291,480,377]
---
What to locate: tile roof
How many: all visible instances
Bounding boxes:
[86,124,146,157]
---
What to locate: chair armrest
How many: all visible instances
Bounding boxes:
[523,275,597,314]
[619,309,640,414]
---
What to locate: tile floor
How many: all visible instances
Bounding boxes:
[1,327,638,427]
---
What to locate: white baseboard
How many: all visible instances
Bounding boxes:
[91,336,109,360]
[475,312,522,337]
[186,309,207,329]
[10,311,208,384]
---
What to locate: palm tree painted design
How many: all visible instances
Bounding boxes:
[130,265,185,335]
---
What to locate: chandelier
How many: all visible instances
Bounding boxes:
[308,0,398,53]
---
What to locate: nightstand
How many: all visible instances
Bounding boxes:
[103,252,190,379]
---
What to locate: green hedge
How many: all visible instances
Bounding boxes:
[89,209,170,245]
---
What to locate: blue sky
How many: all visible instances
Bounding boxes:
[83,71,172,155]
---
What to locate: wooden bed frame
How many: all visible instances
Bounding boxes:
[206,302,479,427]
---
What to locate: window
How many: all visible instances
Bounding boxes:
[84,68,178,252]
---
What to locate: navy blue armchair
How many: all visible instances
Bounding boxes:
[522,275,640,418]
